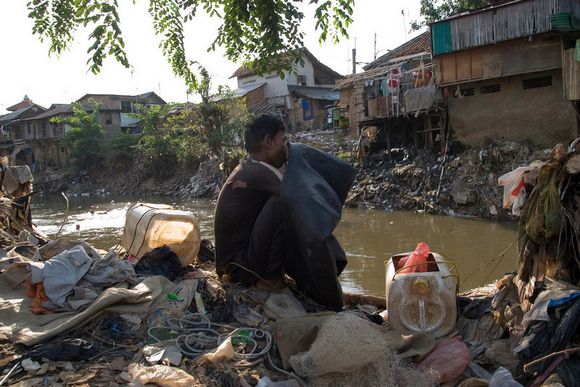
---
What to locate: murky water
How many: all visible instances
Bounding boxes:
[31,194,518,296]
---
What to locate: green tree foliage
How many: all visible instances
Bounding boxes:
[131,104,177,173]
[26,0,354,91]
[132,73,249,174]
[53,101,106,171]
[411,0,492,30]
[107,132,140,166]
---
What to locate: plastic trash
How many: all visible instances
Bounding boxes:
[198,337,235,365]
[256,377,300,387]
[256,376,273,387]
[21,358,41,371]
[386,251,458,338]
[489,367,522,387]
[418,336,470,384]
[232,303,267,327]
[399,242,430,273]
[129,363,197,387]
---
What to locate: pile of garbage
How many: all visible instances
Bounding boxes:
[0,201,513,386]
[345,140,545,218]
[3,140,580,386]
[0,237,444,387]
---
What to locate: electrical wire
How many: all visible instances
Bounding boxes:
[266,350,307,386]
[147,312,273,361]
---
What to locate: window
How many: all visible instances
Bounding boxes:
[27,123,31,135]
[242,79,256,85]
[523,76,552,89]
[480,84,501,94]
[459,88,474,97]
[265,74,277,79]
[121,100,133,113]
[60,146,66,153]
[105,112,112,125]
[297,75,307,86]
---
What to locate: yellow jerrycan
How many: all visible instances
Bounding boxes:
[122,203,201,267]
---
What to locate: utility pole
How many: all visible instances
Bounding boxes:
[352,48,356,74]
[374,33,377,61]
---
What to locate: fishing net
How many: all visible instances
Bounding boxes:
[288,313,435,386]
[309,351,436,387]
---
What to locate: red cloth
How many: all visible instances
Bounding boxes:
[25,277,51,314]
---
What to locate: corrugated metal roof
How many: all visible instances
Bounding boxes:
[0,105,37,123]
[20,104,73,120]
[364,31,432,71]
[288,85,339,100]
[233,82,266,97]
[431,0,580,54]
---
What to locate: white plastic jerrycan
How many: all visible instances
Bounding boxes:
[385,251,458,338]
[122,203,201,267]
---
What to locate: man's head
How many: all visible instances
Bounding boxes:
[244,114,287,168]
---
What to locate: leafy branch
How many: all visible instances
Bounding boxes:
[25,0,354,93]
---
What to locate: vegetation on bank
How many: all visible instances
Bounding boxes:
[54,73,250,177]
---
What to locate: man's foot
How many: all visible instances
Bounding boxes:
[255,277,287,291]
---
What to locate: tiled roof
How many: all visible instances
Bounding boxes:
[7,100,33,112]
[364,31,431,71]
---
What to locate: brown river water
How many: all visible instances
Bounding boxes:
[31,195,518,297]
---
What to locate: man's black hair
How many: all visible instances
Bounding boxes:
[244,114,285,153]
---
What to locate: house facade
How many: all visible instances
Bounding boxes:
[230,48,343,130]
[16,104,73,170]
[431,0,580,147]
[77,92,166,137]
[0,92,166,171]
[0,96,47,169]
[336,31,442,151]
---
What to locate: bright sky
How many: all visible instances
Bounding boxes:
[0,1,425,113]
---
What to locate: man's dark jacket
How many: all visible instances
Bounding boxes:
[281,143,356,309]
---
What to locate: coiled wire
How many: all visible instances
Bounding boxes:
[146,311,272,360]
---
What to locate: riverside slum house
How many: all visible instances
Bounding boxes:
[430,0,580,148]
[0,96,47,171]
[230,48,343,131]
[336,31,444,156]
[338,0,580,156]
[0,92,166,173]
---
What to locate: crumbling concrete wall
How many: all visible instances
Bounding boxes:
[448,70,577,147]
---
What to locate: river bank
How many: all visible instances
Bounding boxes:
[34,130,546,220]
